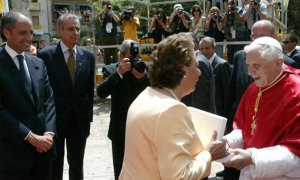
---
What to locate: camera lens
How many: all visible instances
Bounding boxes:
[157,15,162,20]
[213,13,218,19]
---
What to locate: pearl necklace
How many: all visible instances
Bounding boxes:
[163,87,179,100]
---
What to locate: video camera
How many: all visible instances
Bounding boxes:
[121,8,134,21]
[130,42,146,73]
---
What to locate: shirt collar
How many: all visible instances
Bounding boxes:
[60,41,77,54]
[287,48,296,56]
[5,44,25,59]
[208,53,216,64]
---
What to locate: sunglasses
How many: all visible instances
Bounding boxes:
[194,9,201,12]
[282,41,291,44]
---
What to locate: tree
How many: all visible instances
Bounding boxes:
[288,0,300,36]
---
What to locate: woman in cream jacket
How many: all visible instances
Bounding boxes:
[119,33,226,180]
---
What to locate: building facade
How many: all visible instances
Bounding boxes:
[12,0,92,47]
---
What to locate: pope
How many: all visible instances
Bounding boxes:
[221,36,300,179]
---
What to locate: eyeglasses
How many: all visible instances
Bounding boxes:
[282,41,291,44]
[194,9,201,12]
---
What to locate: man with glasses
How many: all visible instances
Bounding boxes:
[224,19,297,180]
[282,32,300,67]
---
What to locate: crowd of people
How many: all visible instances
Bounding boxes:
[1,0,300,180]
[96,0,287,66]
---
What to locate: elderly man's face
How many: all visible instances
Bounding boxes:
[246,51,282,87]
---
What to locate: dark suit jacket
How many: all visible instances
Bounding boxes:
[0,49,56,172]
[37,43,95,138]
[289,48,300,68]
[225,50,298,132]
[182,58,216,113]
[211,55,231,117]
[97,62,150,141]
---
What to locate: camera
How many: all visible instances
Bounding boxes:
[228,4,237,11]
[130,42,146,73]
[102,1,112,10]
[213,13,219,19]
[178,9,183,15]
[253,0,260,6]
[157,14,162,20]
[121,9,134,20]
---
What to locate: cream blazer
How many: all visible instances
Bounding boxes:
[119,87,212,180]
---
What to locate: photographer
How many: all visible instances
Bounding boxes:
[99,0,120,65]
[204,6,224,57]
[168,4,191,34]
[97,39,149,180]
[148,8,170,43]
[121,7,140,41]
[189,5,206,39]
[223,0,246,64]
[242,0,267,40]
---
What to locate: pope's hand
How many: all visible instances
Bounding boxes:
[223,148,253,170]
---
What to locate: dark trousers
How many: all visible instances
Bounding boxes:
[102,36,118,65]
[0,153,52,180]
[50,121,88,180]
[224,167,240,180]
[111,139,125,180]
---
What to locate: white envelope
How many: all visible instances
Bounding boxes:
[188,107,227,146]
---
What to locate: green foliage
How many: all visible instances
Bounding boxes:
[80,25,93,45]
[288,0,300,36]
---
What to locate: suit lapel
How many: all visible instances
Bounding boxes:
[211,56,218,68]
[290,49,297,58]
[0,49,35,106]
[241,51,252,85]
[75,47,86,78]
[25,54,39,107]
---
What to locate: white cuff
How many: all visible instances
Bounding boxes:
[224,129,243,149]
[247,145,300,179]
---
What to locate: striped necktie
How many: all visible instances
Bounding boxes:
[67,49,76,87]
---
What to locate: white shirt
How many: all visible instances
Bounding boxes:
[208,53,217,65]
[225,130,300,179]
[5,45,31,83]
[60,41,77,63]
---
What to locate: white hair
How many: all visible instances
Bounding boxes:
[244,40,283,61]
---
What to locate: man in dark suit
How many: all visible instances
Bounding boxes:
[224,19,298,180]
[0,11,56,180]
[37,13,95,180]
[181,32,216,113]
[199,36,231,117]
[97,39,150,179]
[283,32,300,67]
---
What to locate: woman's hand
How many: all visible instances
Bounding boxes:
[205,131,229,160]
